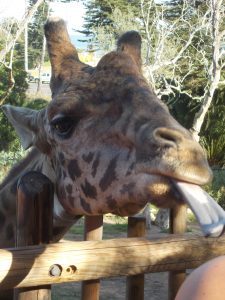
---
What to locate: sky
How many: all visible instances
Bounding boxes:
[0,0,86,34]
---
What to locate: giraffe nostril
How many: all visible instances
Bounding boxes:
[153,127,184,147]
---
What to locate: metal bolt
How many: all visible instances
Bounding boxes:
[49,264,62,277]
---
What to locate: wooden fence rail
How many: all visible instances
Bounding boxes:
[1,234,225,290]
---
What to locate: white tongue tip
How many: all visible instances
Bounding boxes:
[174,181,225,237]
[202,222,225,237]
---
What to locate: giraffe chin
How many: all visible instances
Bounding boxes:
[145,175,180,208]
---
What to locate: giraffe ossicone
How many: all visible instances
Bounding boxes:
[0,17,224,247]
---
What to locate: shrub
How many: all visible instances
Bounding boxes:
[24,98,48,110]
[200,136,225,168]
[205,169,225,209]
[0,59,28,152]
[0,147,25,182]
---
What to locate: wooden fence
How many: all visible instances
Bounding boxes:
[0,171,225,300]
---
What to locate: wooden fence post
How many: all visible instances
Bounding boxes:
[126,216,146,300]
[168,204,187,300]
[14,171,54,300]
[81,215,103,300]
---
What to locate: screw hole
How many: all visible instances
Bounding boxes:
[66,265,77,274]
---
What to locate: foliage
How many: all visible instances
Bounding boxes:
[200,88,225,167]
[80,0,139,42]
[0,147,25,182]
[0,17,17,51]
[0,15,48,152]
[28,0,49,69]
[0,95,48,153]
[0,66,27,105]
[205,169,225,210]
[163,87,225,168]
[201,136,225,168]
[0,43,28,151]
[201,88,225,138]
[24,97,48,110]
[92,6,141,52]
[0,111,20,152]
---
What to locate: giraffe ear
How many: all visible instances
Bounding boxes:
[117,31,142,71]
[2,105,46,151]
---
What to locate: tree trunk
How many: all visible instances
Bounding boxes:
[24,0,28,72]
[36,34,46,93]
[191,85,218,142]
[36,3,49,94]
[0,43,15,105]
[24,23,28,72]
[191,0,223,141]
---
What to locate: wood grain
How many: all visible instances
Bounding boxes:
[169,204,187,299]
[81,216,103,300]
[126,216,146,300]
[0,234,224,290]
[15,171,53,300]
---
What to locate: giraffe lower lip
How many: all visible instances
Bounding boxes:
[144,167,212,186]
[173,180,225,237]
[167,170,212,185]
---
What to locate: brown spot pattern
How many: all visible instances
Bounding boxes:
[81,179,97,200]
[99,155,118,192]
[80,197,92,213]
[82,152,95,163]
[106,196,117,210]
[92,152,101,177]
[120,182,136,196]
[68,160,82,181]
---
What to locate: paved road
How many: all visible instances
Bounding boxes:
[27,82,51,100]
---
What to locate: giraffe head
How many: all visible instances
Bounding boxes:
[4,18,222,236]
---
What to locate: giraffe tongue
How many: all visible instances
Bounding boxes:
[174,181,225,237]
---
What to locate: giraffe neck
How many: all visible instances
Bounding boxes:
[0,148,80,247]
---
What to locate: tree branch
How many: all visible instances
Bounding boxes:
[0,42,15,106]
[0,0,45,63]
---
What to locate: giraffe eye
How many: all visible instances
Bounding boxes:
[50,116,75,138]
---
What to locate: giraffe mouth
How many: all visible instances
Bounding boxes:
[172,180,225,237]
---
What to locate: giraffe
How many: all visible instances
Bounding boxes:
[0,17,225,249]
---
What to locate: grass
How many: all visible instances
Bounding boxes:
[69,215,127,240]
[103,223,127,235]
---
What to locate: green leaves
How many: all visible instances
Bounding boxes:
[27,1,49,68]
